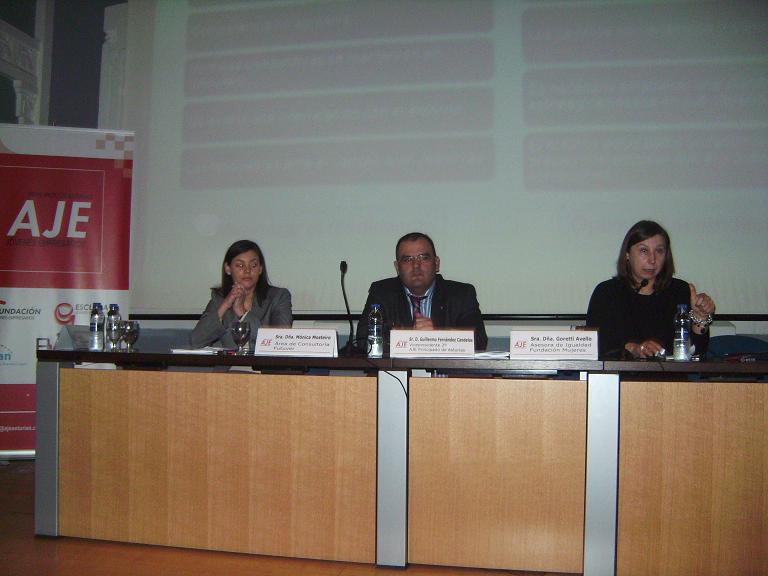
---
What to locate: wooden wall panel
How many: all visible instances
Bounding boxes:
[618,380,768,576]
[58,369,376,563]
[408,377,586,573]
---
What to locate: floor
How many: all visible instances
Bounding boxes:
[0,459,578,576]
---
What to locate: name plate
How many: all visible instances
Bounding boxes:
[254,328,338,357]
[390,329,475,358]
[510,330,598,360]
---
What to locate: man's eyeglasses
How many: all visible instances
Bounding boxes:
[398,253,433,264]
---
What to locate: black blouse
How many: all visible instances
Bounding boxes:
[586,277,709,359]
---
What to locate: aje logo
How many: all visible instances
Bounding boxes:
[7,199,91,242]
[0,156,130,291]
[0,165,104,276]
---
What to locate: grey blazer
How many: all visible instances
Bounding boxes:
[189,286,292,348]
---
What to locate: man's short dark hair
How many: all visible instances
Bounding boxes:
[395,232,437,259]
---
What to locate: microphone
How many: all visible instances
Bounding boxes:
[339,261,356,355]
[634,279,649,293]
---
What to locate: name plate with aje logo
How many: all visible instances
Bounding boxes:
[390,329,475,358]
[510,330,598,360]
[254,328,338,357]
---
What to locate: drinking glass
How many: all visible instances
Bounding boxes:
[107,322,125,351]
[121,320,140,352]
[230,320,250,355]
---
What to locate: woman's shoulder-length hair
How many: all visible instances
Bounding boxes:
[616,220,675,291]
[213,239,272,305]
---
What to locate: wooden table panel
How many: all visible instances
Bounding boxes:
[618,380,768,576]
[127,378,170,544]
[58,369,376,563]
[408,377,586,573]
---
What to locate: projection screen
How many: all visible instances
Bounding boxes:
[123,0,768,316]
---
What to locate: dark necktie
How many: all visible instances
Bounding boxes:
[409,294,425,317]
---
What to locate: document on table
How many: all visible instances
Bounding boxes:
[170,347,224,355]
[474,350,510,359]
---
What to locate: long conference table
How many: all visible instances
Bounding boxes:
[35,346,767,576]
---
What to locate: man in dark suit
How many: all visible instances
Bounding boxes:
[357,232,488,350]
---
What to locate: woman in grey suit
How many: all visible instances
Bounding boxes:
[190,239,292,349]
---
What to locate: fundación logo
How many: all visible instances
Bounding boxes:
[0,299,42,321]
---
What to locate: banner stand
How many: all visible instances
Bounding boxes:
[0,124,133,458]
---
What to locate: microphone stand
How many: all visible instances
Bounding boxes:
[339,261,359,356]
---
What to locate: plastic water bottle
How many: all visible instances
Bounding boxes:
[367,304,384,358]
[106,304,122,350]
[672,303,691,361]
[89,302,105,351]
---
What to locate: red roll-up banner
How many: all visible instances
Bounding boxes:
[0,124,133,457]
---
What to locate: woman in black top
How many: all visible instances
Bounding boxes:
[587,220,716,359]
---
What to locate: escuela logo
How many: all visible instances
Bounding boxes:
[54,302,76,325]
[54,302,96,325]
